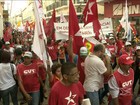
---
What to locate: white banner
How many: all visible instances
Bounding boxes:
[54,23,95,40]
[54,18,113,40]
[100,18,113,35]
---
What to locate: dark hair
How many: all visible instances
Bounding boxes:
[93,44,104,52]
[14,48,23,56]
[51,62,62,74]
[61,62,76,75]
[1,50,11,63]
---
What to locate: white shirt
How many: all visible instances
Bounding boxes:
[0,63,16,90]
[83,54,107,92]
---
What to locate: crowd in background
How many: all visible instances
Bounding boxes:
[0,21,140,105]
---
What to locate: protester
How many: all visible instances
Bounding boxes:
[46,37,58,63]
[32,52,47,105]
[108,54,134,105]
[0,50,18,105]
[133,46,140,95]
[47,62,62,88]
[58,46,66,64]
[48,62,85,105]
[84,44,112,105]
[17,51,46,105]
[3,41,15,62]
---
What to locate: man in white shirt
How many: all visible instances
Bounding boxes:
[84,44,112,105]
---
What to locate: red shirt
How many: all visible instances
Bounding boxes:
[116,40,124,56]
[49,75,60,88]
[17,63,40,93]
[114,68,134,105]
[32,59,47,80]
[107,45,116,54]
[48,81,85,105]
[47,44,58,61]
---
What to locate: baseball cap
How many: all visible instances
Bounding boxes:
[23,51,32,58]
[5,41,10,45]
[109,37,114,40]
[101,40,107,44]
[80,46,88,57]
[118,54,134,65]
[125,41,131,46]
[136,46,140,50]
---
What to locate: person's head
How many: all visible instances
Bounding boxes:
[61,62,79,85]
[14,48,23,59]
[125,41,132,52]
[0,40,3,49]
[23,51,32,65]
[136,46,140,56]
[51,62,62,78]
[101,40,107,46]
[5,41,10,49]
[93,44,105,58]
[1,50,11,63]
[80,46,88,58]
[109,37,115,44]
[118,54,134,73]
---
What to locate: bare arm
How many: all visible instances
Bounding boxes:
[17,76,32,102]
[112,97,119,105]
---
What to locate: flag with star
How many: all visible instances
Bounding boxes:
[83,0,101,39]
[83,0,98,26]
[69,0,84,54]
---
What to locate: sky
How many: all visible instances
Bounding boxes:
[4,0,28,17]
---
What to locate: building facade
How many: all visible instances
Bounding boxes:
[0,1,4,38]
[104,0,140,32]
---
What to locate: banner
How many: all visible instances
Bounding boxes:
[54,18,113,40]
[54,22,94,40]
[100,18,113,35]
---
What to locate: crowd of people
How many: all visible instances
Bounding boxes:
[0,22,140,105]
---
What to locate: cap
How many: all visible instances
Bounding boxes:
[23,51,32,58]
[118,54,134,65]
[101,40,107,44]
[136,46,140,50]
[125,41,131,46]
[122,36,127,39]
[5,41,10,45]
[80,46,88,57]
[109,37,114,40]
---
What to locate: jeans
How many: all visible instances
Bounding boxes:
[28,91,40,105]
[86,91,100,105]
[0,85,18,105]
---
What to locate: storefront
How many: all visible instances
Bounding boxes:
[104,0,140,33]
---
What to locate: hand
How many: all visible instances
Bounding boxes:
[43,86,47,93]
[25,93,32,102]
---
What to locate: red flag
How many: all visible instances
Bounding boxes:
[69,0,84,54]
[83,0,101,39]
[4,27,12,42]
[46,9,56,41]
[83,0,98,26]
[42,19,48,35]
[93,20,101,40]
